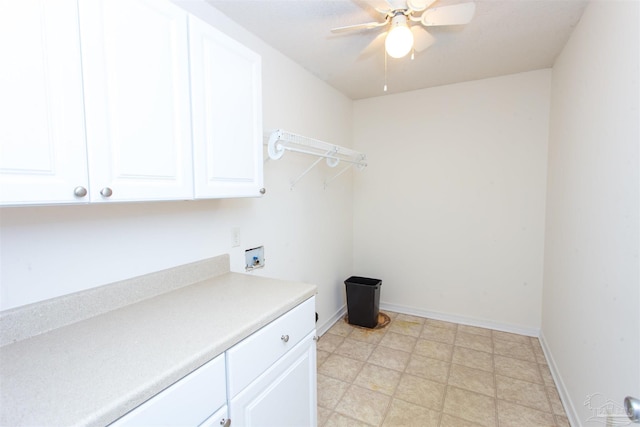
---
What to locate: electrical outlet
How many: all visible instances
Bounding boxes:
[231,227,241,247]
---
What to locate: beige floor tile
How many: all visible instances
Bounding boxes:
[494,354,543,384]
[381,398,440,427]
[536,351,548,365]
[317,406,332,427]
[334,338,375,361]
[547,385,566,415]
[395,373,446,410]
[396,313,427,324]
[425,318,458,330]
[496,374,551,412]
[420,324,456,344]
[493,339,536,362]
[388,318,423,337]
[531,340,546,360]
[414,338,453,361]
[451,346,494,372]
[368,345,411,372]
[530,337,545,354]
[319,354,364,382]
[539,363,556,386]
[327,320,354,338]
[317,374,350,410]
[379,331,417,353]
[334,384,391,426]
[492,330,532,344]
[443,386,497,427]
[317,314,569,425]
[324,412,375,427]
[318,333,345,352]
[439,413,481,427]
[455,331,493,353]
[384,311,398,320]
[555,414,571,427]
[406,353,450,384]
[448,363,495,396]
[317,349,331,367]
[497,400,556,427]
[349,327,386,345]
[458,324,492,337]
[353,363,402,396]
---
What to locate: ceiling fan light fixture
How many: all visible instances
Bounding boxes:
[385,14,414,59]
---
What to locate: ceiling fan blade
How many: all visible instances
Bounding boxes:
[407,0,436,13]
[331,20,388,33]
[421,2,476,26]
[411,26,435,52]
[385,0,406,10]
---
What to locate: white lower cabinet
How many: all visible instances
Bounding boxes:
[226,296,317,427]
[229,332,317,427]
[109,297,317,427]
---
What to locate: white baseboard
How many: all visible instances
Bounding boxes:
[539,331,581,427]
[318,301,540,338]
[380,302,540,337]
[317,304,347,337]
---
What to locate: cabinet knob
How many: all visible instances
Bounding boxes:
[281,334,289,343]
[73,186,88,198]
[259,188,266,195]
[625,396,640,422]
[100,187,113,198]
[220,418,231,427]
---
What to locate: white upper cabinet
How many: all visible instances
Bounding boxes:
[0,0,89,205]
[78,0,194,202]
[189,15,264,199]
[1,0,264,206]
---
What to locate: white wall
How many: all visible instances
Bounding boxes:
[0,2,355,332]
[353,70,551,333]
[542,1,640,425]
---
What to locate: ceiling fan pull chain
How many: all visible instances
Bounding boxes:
[384,50,388,92]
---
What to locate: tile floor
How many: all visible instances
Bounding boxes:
[316,311,570,427]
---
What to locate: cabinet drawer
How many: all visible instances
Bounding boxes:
[110,353,226,427]
[226,297,315,397]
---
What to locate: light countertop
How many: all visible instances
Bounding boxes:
[0,260,316,426]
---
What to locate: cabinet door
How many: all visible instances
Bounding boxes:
[78,0,194,203]
[229,332,317,427]
[0,0,89,206]
[189,15,264,199]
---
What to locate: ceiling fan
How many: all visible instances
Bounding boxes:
[332,0,476,59]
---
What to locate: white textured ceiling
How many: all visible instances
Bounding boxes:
[209,0,588,100]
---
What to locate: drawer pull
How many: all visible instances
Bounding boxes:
[220,418,231,427]
[281,334,289,343]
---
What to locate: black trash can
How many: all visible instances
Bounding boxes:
[345,276,382,328]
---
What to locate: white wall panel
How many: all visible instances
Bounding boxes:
[353,70,551,331]
[542,1,639,424]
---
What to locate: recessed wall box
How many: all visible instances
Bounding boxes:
[245,246,265,271]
